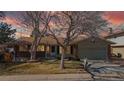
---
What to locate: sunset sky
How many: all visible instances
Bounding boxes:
[104,11,124,25]
[1,11,124,37]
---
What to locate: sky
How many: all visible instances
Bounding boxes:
[2,11,124,38]
[104,11,124,25]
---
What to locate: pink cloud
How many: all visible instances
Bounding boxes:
[104,11,124,25]
[2,16,22,28]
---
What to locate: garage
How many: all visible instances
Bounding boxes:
[78,47,107,60]
[77,37,113,60]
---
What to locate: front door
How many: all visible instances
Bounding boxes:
[51,46,56,57]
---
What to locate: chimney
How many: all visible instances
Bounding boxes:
[109,27,113,34]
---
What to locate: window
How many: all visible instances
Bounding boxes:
[37,45,45,51]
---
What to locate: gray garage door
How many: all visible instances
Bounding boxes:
[78,47,107,60]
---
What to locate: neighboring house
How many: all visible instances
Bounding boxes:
[6,35,114,60]
[105,31,124,59]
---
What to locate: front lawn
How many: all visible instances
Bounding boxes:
[0,60,86,75]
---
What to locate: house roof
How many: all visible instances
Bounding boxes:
[111,45,124,47]
[6,35,115,46]
[104,31,124,39]
[70,36,115,45]
[5,39,31,46]
[18,36,63,45]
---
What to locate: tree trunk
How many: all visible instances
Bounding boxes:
[30,45,36,60]
[30,36,38,61]
[60,52,64,69]
[60,47,66,69]
[30,44,37,60]
[30,36,42,61]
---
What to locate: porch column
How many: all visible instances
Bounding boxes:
[55,45,58,57]
[47,45,50,57]
[44,45,47,58]
[107,45,112,62]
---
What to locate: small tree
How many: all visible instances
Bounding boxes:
[22,11,52,60]
[0,22,16,44]
[48,11,107,69]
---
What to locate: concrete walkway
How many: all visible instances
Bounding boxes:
[0,74,93,81]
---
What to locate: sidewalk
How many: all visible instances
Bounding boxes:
[0,74,93,81]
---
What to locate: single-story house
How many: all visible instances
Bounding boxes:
[105,31,124,59]
[5,35,114,60]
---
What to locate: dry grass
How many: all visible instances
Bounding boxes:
[0,60,86,75]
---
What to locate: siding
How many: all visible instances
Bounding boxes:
[112,47,124,59]
[19,45,29,51]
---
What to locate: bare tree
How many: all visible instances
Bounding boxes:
[48,11,107,69]
[22,11,52,60]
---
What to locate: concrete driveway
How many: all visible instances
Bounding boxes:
[0,74,93,81]
[85,61,124,80]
